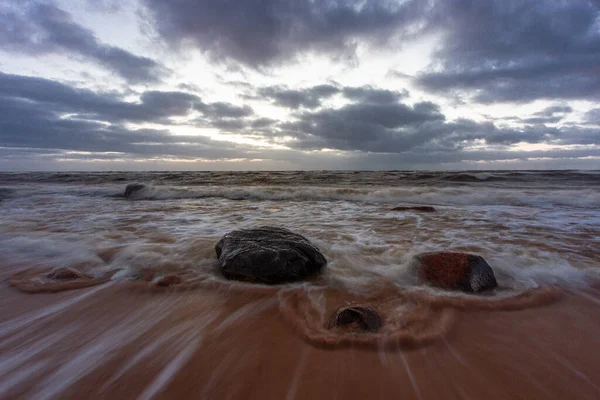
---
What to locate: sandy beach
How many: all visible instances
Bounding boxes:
[2,267,600,400]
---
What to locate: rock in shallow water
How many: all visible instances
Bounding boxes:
[391,206,436,212]
[153,275,182,287]
[124,183,146,198]
[329,305,383,332]
[415,252,498,293]
[215,226,327,284]
[47,267,88,280]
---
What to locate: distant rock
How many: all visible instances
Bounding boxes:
[215,226,327,284]
[414,252,497,292]
[124,183,146,198]
[329,305,382,332]
[391,206,436,212]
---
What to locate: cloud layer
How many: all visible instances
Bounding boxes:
[417,0,600,103]
[0,0,599,170]
[141,0,425,66]
[0,3,165,83]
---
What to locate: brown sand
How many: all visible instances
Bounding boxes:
[1,267,600,399]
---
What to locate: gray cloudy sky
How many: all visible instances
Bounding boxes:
[1,0,599,170]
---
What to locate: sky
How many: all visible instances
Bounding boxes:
[0,0,599,171]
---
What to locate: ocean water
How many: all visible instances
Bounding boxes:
[1,170,598,295]
[2,170,600,399]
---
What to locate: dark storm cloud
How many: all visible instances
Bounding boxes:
[250,118,277,129]
[0,73,263,159]
[0,94,257,160]
[534,106,573,118]
[509,105,574,124]
[0,72,254,125]
[198,102,254,118]
[417,0,600,102]
[193,102,254,133]
[239,81,596,155]
[209,119,248,131]
[342,86,406,104]
[584,109,600,125]
[280,99,448,152]
[141,0,425,66]
[0,3,165,83]
[0,73,200,122]
[258,85,340,109]
[256,84,407,109]
[276,95,598,154]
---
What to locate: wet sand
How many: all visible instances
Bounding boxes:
[1,267,600,400]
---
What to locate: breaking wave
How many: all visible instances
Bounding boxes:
[119,184,600,208]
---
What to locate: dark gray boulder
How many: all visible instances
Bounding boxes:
[124,183,146,198]
[215,226,327,284]
[414,252,498,293]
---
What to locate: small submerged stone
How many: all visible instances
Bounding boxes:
[47,267,88,280]
[215,226,327,284]
[414,252,498,293]
[142,269,155,282]
[391,206,436,212]
[329,305,383,332]
[153,275,182,287]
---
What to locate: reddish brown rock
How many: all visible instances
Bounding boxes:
[329,305,383,332]
[415,252,498,293]
[391,206,436,212]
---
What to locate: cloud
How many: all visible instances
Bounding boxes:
[417,0,600,103]
[0,2,165,83]
[0,72,255,126]
[256,84,407,109]
[275,92,598,154]
[0,93,263,162]
[198,102,254,118]
[280,98,449,152]
[585,108,600,125]
[258,85,340,109]
[0,73,262,160]
[509,105,574,124]
[250,118,277,129]
[534,106,573,117]
[140,0,426,66]
[1,73,598,170]
[192,81,598,156]
[0,72,198,122]
[342,86,407,104]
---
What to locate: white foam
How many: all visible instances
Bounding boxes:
[119,184,600,208]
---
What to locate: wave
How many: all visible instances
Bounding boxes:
[119,183,600,208]
[0,188,16,200]
[2,170,599,187]
[2,235,597,295]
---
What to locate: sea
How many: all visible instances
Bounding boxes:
[1,170,600,399]
[1,170,599,293]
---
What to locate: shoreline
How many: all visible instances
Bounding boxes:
[1,272,599,399]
